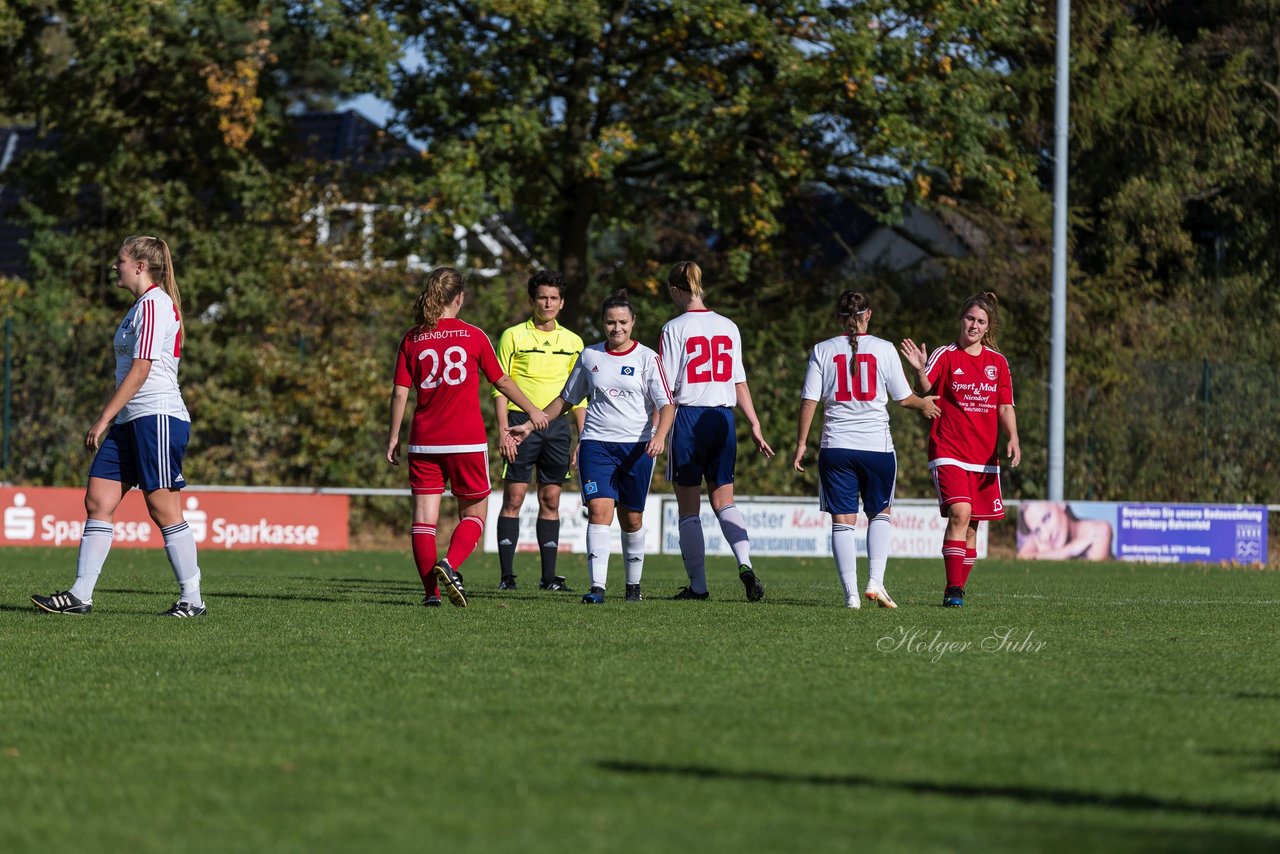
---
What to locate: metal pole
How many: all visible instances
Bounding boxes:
[1048,0,1071,501]
[3,317,11,474]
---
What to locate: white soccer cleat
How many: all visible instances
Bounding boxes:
[845,594,862,609]
[864,583,897,609]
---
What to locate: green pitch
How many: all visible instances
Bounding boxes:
[2,549,1278,852]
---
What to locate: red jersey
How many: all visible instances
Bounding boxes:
[393,318,504,453]
[924,343,1014,472]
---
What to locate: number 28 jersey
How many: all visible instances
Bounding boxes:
[801,333,913,453]
[658,309,746,408]
[393,318,504,453]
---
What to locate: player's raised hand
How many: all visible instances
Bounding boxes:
[900,338,927,371]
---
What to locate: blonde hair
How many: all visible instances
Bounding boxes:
[121,235,181,325]
[413,267,465,331]
[961,291,1001,351]
[667,261,704,299]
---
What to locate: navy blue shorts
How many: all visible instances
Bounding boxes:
[89,415,190,491]
[578,439,654,512]
[818,447,896,517]
[668,406,736,488]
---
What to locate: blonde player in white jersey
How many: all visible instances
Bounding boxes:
[793,290,939,608]
[32,235,206,617]
[658,261,774,602]
[510,289,675,603]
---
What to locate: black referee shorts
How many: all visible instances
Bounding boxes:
[502,411,573,485]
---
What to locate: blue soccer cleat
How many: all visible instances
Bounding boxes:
[582,587,605,604]
[943,585,965,608]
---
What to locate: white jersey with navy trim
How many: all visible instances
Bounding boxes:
[115,287,189,424]
[658,309,747,408]
[561,342,672,443]
[801,333,912,453]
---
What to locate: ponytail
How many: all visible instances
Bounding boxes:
[413,267,465,332]
[121,235,181,327]
[836,289,870,358]
[667,260,704,299]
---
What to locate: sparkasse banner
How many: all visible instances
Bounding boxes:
[1,487,349,550]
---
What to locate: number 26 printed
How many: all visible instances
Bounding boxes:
[685,335,733,383]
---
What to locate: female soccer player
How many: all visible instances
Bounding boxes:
[32,235,205,617]
[386,267,548,608]
[659,261,774,601]
[901,291,1021,607]
[793,291,940,609]
[511,290,674,604]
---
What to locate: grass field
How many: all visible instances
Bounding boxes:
[2,547,1279,853]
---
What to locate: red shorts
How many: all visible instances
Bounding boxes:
[931,464,1004,520]
[409,451,491,500]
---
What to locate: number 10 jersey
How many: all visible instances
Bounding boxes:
[800,333,913,453]
[393,318,504,453]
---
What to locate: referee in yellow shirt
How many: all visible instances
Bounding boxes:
[494,270,586,591]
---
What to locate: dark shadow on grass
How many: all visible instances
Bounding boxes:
[596,760,1280,822]
[1205,749,1280,774]
[1235,692,1280,702]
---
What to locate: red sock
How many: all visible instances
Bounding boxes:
[445,515,485,570]
[411,524,438,595]
[961,548,977,586]
[942,539,967,587]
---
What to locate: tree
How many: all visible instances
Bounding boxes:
[384,0,1033,316]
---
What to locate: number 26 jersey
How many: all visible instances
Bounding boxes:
[658,309,746,408]
[393,318,504,453]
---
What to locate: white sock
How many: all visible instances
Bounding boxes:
[715,503,752,568]
[867,513,891,589]
[832,523,859,600]
[678,515,707,594]
[586,523,611,590]
[69,520,114,601]
[622,529,646,585]
[162,521,203,606]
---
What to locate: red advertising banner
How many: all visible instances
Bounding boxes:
[0,487,349,550]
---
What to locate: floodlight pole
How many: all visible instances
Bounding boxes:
[1048,0,1070,501]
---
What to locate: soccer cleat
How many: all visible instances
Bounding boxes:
[432,559,467,608]
[162,601,207,618]
[943,585,965,608]
[739,567,765,602]
[672,586,709,600]
[498,575,518,590]
[864,583,898,609]
[453,570,466,597]
[625,583,643,602]
[845,594,862,609]
[423,594,441,608]
[538,575,574,592]
[31,591,92,615]
[581,587,605,604]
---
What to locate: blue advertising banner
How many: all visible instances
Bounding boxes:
[1017,501,1267,565]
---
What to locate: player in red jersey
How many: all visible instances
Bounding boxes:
[386,267,548,608]
[900,292,1020,608]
